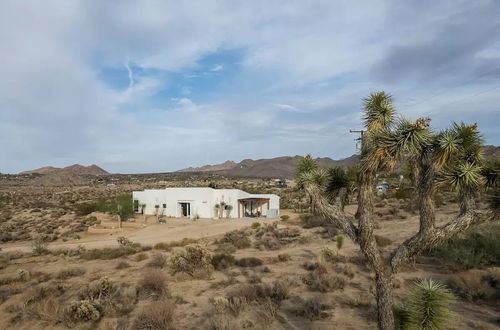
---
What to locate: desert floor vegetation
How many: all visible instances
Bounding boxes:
[0,172,499,329]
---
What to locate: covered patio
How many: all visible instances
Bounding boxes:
[237,197,270,218]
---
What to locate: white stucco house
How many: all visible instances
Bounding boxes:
[132,187,280,219]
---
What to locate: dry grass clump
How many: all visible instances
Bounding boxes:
[80,246,142,260]
[217,229,251,249]
[0,269,30,285]
[116,260,130,269]
[291,296,331,320]
[335,263,356,279]
[135,252,149,261]
[169,244,213,278]
[56,266,86,279]
[251,222,261,229]
[374,234,393,247]
[211,253,236,270]
[226,279,290,306]
[138,269,169,299]
[204,314,240,330]
[447,270,497,301]
[153,238,198,251]
[147,252,167,268]
[302,269,347,292]
[277,253,291,262]
[132,300,175,330]
[235,257,263,268]
[253,223,301,250]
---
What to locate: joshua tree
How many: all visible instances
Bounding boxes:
[225,204,233,218]
[297,92,496,330]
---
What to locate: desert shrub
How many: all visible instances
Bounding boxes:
[116,260,130,269]
[426,224,500,270]
[133,300,175,330]
[302,260,327,273]
[226,280,290,305]
[214,242,237,254]
[375,235,393,248]
[335,264,356,279]
[303,270,347,292]
[394,188,415,200]
[79,277,116,301]
[292,296,330,320]
[65,299,102,323]
[80,246,140,260]
[447,270,496,301]
[31,238,49,255]
[117,236,140,249]
[204,314,240,330]
[56,266,86,280]
[300,214,328,228]
[169,244,213,278]
[253,298,279,325]
[153,238,198,251]
[0,269,30,285]
[147,252,167,268]
[138,269,168,299]
[226,296,246,315]
[22,283,64,306]
[236,257,263,268]
[218,230,251,249]
[251,222,261,229]
[336,234,344,251]
[135,252,149,261]
[280,215,290,221]
[401,279,455,330]
[211,253,236,270]
[254,223,301,250]
[277,253,291,262]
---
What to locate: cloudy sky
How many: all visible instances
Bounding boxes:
[1,0,499,174]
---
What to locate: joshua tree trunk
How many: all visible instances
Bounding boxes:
[356,172,395,330]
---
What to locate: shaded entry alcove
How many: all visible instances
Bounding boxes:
[237,198,270,218]
[179,202,191,217]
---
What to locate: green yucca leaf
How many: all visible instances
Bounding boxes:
[363,92,395,131]
[297,169,328,189]
[442,162,483,193]
[405,279,455,330]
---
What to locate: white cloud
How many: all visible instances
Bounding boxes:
[0,0,498,173]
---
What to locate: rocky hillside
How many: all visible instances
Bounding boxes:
[178,154,360,178]
[17,164,109,186]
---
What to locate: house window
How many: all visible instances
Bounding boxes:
[162,203,167,209]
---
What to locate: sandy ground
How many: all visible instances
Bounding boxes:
[0,216,279,253]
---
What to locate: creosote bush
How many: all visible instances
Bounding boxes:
[292,296,330,320]
[217,229,251,249]
[211,253,236,270]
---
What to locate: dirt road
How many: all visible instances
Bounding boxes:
[0,217,279,253]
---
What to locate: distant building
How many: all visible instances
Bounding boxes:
[274,178,288,188]
[375,183,390,194]
[132,187,280,219]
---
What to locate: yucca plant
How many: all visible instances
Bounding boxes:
[296,91,493,330]
[404,279,455,330]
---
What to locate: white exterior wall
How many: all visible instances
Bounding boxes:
[132,187,279,219]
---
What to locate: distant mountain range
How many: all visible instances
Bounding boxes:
[178,154,360,178]
[179,145,500,179]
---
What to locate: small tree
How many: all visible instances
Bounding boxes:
[219,202,226,218]
[214,204,220,219]
[298,92,496,329]
[225,204,233,218]
[336,235,344,254]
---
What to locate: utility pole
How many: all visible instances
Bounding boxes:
[350,129,365,151]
